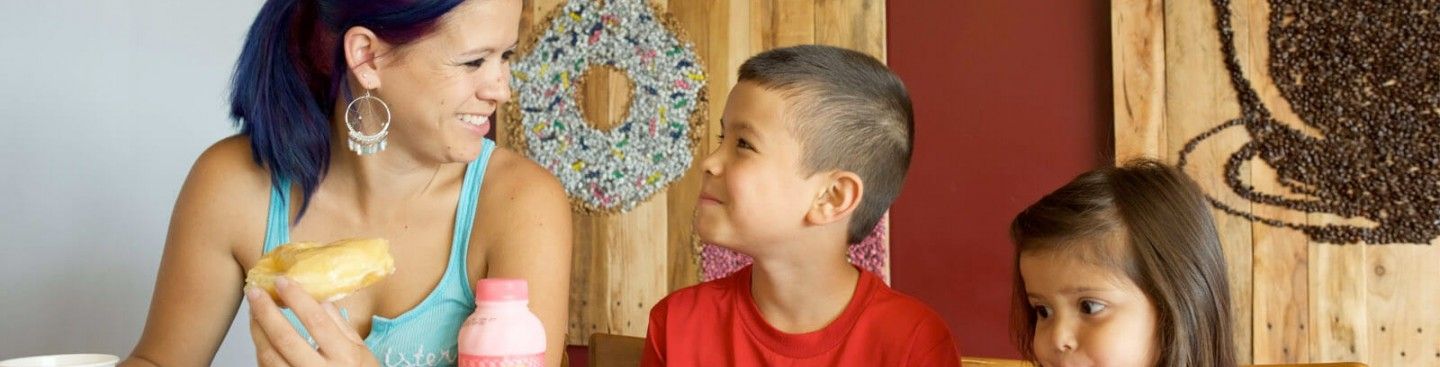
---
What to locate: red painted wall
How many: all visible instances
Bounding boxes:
[887,0,1112,359]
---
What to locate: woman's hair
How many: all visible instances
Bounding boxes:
[230,0,464,218]
[1009,159,1236,367]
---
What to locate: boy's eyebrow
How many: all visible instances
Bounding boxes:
[719,117,755,132]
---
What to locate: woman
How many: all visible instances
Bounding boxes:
[121,0,572,365]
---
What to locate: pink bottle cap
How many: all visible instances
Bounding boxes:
[475,278,529,302]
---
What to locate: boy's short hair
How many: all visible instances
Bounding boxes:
[737,45,914,243]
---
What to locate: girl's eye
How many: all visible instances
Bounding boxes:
[1080,300,1106,315]
[463,59,485,68]
[1033,305,1052,319]
[501,50,516,62]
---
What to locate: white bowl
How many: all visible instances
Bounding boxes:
[0,354,119,367]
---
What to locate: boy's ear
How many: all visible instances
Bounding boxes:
[805,171,863,226]
[343,26,388,90]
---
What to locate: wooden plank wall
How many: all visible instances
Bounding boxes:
[1113,0,1440,365]
[500,0,887,346]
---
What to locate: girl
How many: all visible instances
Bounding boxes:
[1009,160,1236,367]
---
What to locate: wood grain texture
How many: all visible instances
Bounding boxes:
[1112,0,1165,163]
[815,0,884,60]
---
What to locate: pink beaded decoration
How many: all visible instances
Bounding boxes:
[700,215,889,283]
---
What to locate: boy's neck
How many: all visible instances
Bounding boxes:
[748,244,862,334]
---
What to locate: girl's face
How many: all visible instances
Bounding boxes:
[1020,249,1158,367]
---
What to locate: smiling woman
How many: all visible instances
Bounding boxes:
[121,0,573,366]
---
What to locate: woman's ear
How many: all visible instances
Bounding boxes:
[343,26,387,90]
[805,171,864,226]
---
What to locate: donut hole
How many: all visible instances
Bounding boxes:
[573,64,635,133]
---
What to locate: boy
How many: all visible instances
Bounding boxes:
[642,45,959,366]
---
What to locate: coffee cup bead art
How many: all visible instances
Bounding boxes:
[1182,0,1440,244]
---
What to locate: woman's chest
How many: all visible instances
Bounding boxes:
[238,204,489,337]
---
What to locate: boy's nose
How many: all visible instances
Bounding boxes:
[701,148,724,176]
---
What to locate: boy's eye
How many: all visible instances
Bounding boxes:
[501,50,516,62]
[1080,300,1106,315]
[737,138,755,151]
[717,133,755,152]
[1033,305,1052,319]
[463,58,486,68]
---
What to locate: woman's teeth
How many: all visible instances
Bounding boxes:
[459,114,489,126]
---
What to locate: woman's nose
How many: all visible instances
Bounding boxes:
[477,63,512,105]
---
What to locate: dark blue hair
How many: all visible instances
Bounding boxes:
[230,0,464,220]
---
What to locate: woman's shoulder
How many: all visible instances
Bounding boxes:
[189,135,272,194]
[173,135,273,241]
[472,145,570,243]
[478,146,567,208]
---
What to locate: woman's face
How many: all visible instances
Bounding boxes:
[361,0,522,164]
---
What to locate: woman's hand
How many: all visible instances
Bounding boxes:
[247,277,378,367]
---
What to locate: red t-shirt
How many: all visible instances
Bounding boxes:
[642,265,960,366]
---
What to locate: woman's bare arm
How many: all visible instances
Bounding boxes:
[122,137,268,367]
[475,149,574,366]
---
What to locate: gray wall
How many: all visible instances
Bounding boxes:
[1,2,262,365]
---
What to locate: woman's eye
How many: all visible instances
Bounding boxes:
[1033,305,1052,319]
[466,50,517,68]
[1080,300,1106,315]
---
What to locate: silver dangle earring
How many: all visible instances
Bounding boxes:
[344,89,391,155]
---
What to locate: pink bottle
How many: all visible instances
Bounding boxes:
[458,278,546,367]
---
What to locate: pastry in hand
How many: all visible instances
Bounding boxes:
[245,238,396,303]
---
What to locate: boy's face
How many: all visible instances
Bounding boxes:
[1020,249,1159,367]
[695,82,826,254]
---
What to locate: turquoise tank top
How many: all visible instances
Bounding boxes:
[260,140,495,367]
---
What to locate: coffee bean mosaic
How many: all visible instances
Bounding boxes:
[1180,0,1440,244]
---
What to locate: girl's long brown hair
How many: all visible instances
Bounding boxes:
[1009,160,1236,367]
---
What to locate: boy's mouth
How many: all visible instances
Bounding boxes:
[699,192,724,205]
